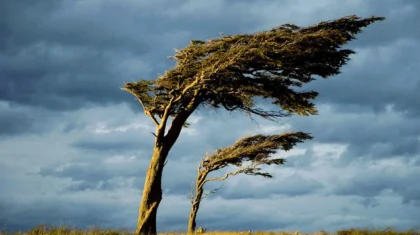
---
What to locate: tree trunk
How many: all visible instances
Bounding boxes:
[136,107,197,235]
[187,174,206,235]
[136,146,168,235]
[187,190,203,234]
[187,203,198,235]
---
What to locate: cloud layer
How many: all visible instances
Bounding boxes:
[1,0,420,233]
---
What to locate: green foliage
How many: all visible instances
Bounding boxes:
[122,15,385,123]
[202,132,313,172]
[189,132,313,208]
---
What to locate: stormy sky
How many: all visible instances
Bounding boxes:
[1,0,420,233]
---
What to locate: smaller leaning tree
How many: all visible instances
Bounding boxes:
[188,132,312,234]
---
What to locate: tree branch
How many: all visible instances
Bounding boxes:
[189,181,196,204]
[203,168,246,184]
[121,87,160,127]
[147,111,160,126]
[156,95,175,140]
[197,184,224,204]
[121,87,159,126]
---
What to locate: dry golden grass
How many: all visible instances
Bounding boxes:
[0,225,418,235]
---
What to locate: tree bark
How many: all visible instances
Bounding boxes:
[136,109,196,235]
[135,146,168,235]
[187,206,198,234]
[187,187,204,234]
[187,171,208,235]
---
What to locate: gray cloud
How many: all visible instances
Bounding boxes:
[70,139,144,153]
[357,197,380,209]
[330,162,420,207]
[0,103,39,136]
[0,101,64,136]
[1,1,149,112]
[289,104,420,165]
[2,0,420,233]
[212,172,324,200]
[0,194,137,233]
[0,0,264,113]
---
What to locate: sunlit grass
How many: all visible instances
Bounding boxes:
[0,225,419,235]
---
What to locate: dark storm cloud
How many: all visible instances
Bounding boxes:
[340,0,420,48]
[0,0,263,113]
[0,104,37,136]
[330,161,420,207]
[0,101,65,136]
[1,0,149,111]
[2,0,420,233]
[290,104,420,165]
[306,42,420,117]
[2,0,409,114]
[0,41,139,111]
[299,1,420,117]
[0,196,135,233]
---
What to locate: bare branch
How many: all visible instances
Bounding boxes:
[189,181,195,204]
[148,112,160,126]
[203,169,244,184]
[156,95,176,139]
[120,87,146,107]
[121,84,161,127]
[198,184,224,203]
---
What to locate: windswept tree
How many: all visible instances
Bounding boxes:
[187,132,312,234]
[121,15,385,235]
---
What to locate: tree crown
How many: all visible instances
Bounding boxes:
[123,15,384,124]
[200,132,313,177]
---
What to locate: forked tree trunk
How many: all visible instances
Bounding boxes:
[136,107,197,235]
[136,146,168,235]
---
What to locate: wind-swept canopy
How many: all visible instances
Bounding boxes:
[123,16,385,123]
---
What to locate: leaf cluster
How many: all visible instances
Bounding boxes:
[200,132,313,177]
[122,15,385,123]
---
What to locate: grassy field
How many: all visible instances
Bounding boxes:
[0,225,419,235]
